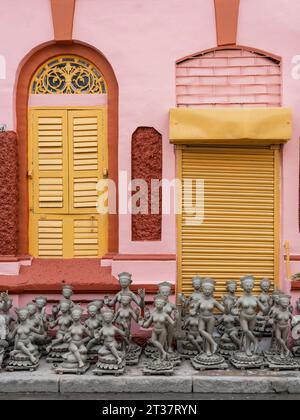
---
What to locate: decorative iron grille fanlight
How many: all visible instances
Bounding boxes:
[31,55,107,94]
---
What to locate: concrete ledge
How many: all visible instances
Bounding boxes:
[0,362,299,394]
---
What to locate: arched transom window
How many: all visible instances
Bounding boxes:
[30,55,107,95]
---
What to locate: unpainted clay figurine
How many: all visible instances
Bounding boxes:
[292,298,300,356]
[218,296,241,358]
[105,272,145,310]
[7,308,40,371]
[255,279,273,336]
[46,300,73,363]
[217,280,239,335]
[180,301,203,358]
[113,292,142,365]
[55,306,89,374]
[266,296,299,370]
[0,315,8,370]
[93,308,128,376]
[192,279,228,370]
[140,294,177,375]
[230,276,266,369]
[27,302,51,352]
[85,302,103,362]
[178,276,203,317]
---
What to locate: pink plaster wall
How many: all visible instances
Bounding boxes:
[0,0,299,289]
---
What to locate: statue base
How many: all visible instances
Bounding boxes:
[143,359,174,376]
[230,351,266,370]
[93,354,126,376]
[177,341,200,359]
[87,346,101,364]
[144,342,158,358]
[125,343,142,366]
[151,350,181,367]
[46,344,69,364]
[6,352,39,372]
[218,342,239,358]
[191,353,228,371]
[292,346,300,357]
[55,362,90,375]
[265,353,300,371]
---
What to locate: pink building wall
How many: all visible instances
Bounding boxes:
[0,0,299,290]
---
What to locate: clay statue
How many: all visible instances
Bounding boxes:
[292,298,300,356]
[7,308,40,371]
[230,275,266,369]
[0,292,15,334]
[0,315,8,370]
[55,306,90,374]
[266,295,299,370]
[27,302,51,353]
[180,302,203,358]
[218,296,241,358]
[217,280,239,335]
[112,292,142,365]
[192,278,228,370]
[178,276,203,316]
[158,282,180,353]
[51,286,74,321]
[85,302,103,362]
[140,294,177,375]
[105,272,145,310]
[90,299,104,324]
[255,279,273,336]
[46,300,73,363]
[93,308,129,376]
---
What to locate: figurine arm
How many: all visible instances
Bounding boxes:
[166,314,175,326]
[140,315,153,329]
[30,326,42,335]
[256,298,266,313]
[112,309,120,324]
[215,301,225,313]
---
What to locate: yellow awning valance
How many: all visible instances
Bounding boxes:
[169,108,292,146]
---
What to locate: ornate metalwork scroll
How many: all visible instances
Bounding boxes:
[31,56,107,94]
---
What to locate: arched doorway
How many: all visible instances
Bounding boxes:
[15,42,119,257]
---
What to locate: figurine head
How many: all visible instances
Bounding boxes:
[272,290,283,305]
[90,300,104,312]
[192,276,202,291]
[60,300,71,313]
[71,306,83,322]
[154,295,166,311]
[0,294,13,313]
[260,278,271,293]
[226,281,237,294]
[240,275,255,293]
[158,282,172,299]
[62,285,73,300]
[87,303,98,317]
[101,308,114,323]
[118,272,132,289]
[27,302,37,316]
[202,278,215,297]
[35,296,47,310]
[120,292,133,307]
[279,295,291,311]
[16,308,29,322]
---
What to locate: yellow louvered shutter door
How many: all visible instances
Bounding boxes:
[180,147,276,299]
[68,109,105,214]
[32,110,69,214]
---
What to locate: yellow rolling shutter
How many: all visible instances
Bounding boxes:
[180,146,277,299]
[31,110,69,213]
[68,109,105,214]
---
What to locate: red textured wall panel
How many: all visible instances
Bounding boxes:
[132,127,162,241]
[0,131,18,255]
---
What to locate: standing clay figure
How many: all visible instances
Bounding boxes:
[179,276,203,317]
[255,279,273,336]
[93,308,129,376]
[192,279,228,370]
[230,275,266,369]
[0,315,8,370]
[105,272,145,310]
[180,302,203,358]
[113,292,142,365]
[158,282,180,353]
[85,302,103,362]
[266,295,298,370]
[140,295,177,375]
[55,306,89,374]
[292,298,300,356]
[217,281,239,335]
[218,296,241,358]
[46,300,73,363]
[7,308,40,371]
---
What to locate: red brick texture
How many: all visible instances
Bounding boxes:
[132,127,162,241]
[0,131,18,256]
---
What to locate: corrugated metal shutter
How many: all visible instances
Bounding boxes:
[180,147,277,299]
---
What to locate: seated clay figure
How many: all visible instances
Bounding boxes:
[55,306,89,374]
[181,302,203,357]
[93,308,129,375]
[7,308,40,371]
[218,296,241,357]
